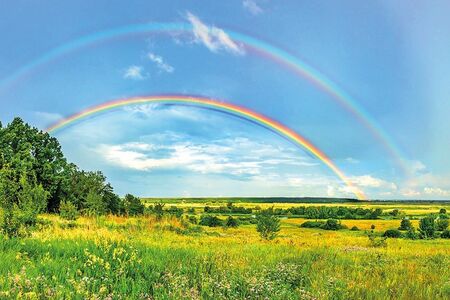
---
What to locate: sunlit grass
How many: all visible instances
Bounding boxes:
[0,203,449,299]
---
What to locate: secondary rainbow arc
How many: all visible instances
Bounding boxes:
[0,22,408,175]
[46,94,367,200]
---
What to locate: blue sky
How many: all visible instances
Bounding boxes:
[1,1,450,199]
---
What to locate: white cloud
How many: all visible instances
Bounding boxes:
[185,12,245,55]
[345,157,359,164]
[123,65,146,80]
[123,104,208,122]
[96,137,312,178]
[147,52,174,73]
[350,175,397,190]
[401,189,421,197]
[243,0,263,15]
[423,187,450,197]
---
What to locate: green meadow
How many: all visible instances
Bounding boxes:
[1,200,449,299]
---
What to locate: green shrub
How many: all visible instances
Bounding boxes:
[439,208,447,214]
[300,221,324,228]
[123,194,144,216]
[167,206,183,218]
[256,213,280,240]
[0,170,48,237]
[383,229,402,238]
[59,200,79,221]
[398,218,413,231]
[436,218,449,231]
[225,216,239,228]
[419,216,436,238]
[441,230,450,239]
[321,219,347,230]
[199,215,222,227]
[187,215,197,224]
[350,226,359,231]
[85,190,107,216]
[367,230,387,247]
[405,227,419,240]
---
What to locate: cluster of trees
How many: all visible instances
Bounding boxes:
[300,219,348,230]
[383,213,449,239]
[0,118,146,237]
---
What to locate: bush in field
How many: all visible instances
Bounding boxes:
[85,190,107,216]
[383,229,403,238]
[167,206,183,218]
[0,167,48,237]
[419,216,436,238]
[256,213,280,240]
[300,221,324,228]
[398,218,413,231]
[439,208,447,214]
[225,216,239,228]
[405,227,419,240]
[436,218,449,231]
[199,215,222,227]
[350,226,359,231]
[123,194,144,216]
[367,230,387,247]
[441,230,450,239]
[187,215,197,224]
[389,209,400,217]
[151,202,165,220]
[59,200,78,221]
[238,216,258,225]
[321,219,347,230]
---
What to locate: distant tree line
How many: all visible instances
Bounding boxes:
[203,204,383,220]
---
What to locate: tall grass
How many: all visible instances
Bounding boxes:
[0,213,449,299]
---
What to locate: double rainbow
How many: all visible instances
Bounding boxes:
[46,95,367,200]
[0,22,408,174]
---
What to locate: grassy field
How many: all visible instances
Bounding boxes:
[0,201,449,299]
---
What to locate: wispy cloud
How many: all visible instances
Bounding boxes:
[345,157,359,164]
[96,136,311,179]
[185,12,245,55]
[147,52,174,73]
[123,65,146,80]
[423,187,450,197]
[34,111,63,123]
[350,175,397,190]
[243,0,263,15]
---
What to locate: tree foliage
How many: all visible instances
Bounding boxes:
[256,213,280,240]
[0,117,123,236]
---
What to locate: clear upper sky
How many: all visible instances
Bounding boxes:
[1,1,449,199]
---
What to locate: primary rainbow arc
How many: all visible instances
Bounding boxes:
[46,94,367,200]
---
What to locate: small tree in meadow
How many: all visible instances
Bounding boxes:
[256,213,280,240]
[439,208,447,214]
[152,202,165,220]
[59,200,78,221]
[419,216,436,238]
[0,167,48,237]
[398,218,413,231]
[124,194,144,216]
[199,215,222,227]
[85,190,107,216]
[225,216,239,228]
